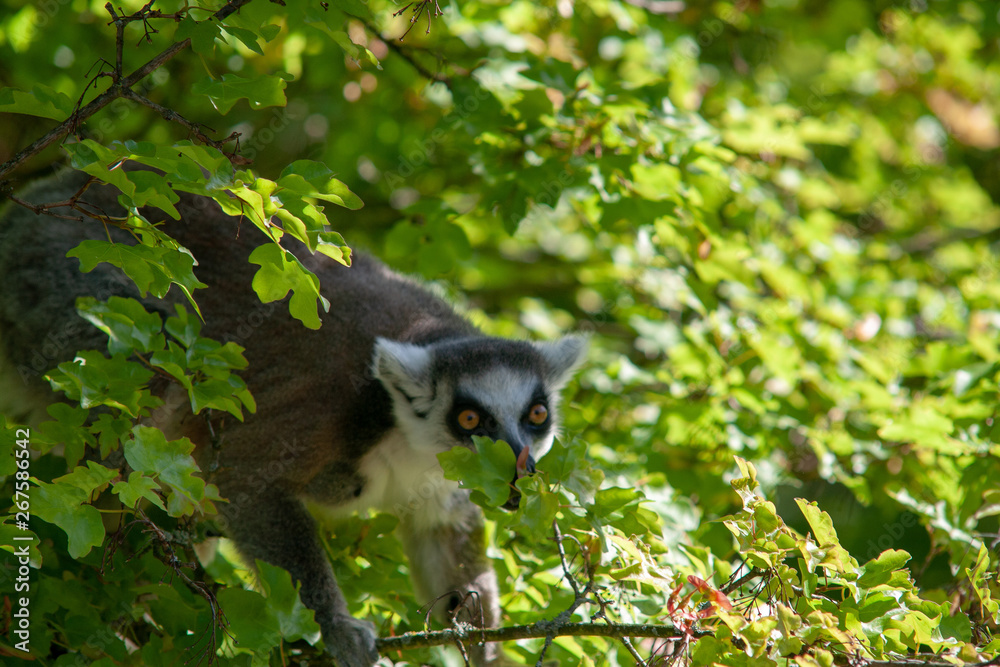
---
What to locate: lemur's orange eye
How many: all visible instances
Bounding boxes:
[527,403,548,425]
[457,409,480,430]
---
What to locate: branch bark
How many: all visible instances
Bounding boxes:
[374,621,689,652]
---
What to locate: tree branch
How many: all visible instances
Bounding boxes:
[375,621,690,652]
[0,0,255,181]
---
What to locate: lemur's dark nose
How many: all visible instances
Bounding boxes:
[502,441,535,510]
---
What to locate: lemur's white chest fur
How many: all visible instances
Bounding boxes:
[313,429,465,531]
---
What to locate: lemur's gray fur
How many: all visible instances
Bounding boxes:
[0,168,586,667]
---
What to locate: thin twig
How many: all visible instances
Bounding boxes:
[6,173,105,222]
[110,510,232,666]
[554,519,582,597]
[8,195,86,222]
[359,18,449,84]
[722,564,765,594]
[619,636,647,665]
[105,3,127,82]
[121,89,248,164]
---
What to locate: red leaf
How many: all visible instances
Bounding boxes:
[687,575,733,611]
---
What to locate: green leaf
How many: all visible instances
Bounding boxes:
[67,240,206,301]
[877,405,960,453]
[795,498,839,546]
[731,457,760,504]
[53,460,118,493]
[0,84,75,120]
[170,142,235,181]
[112,471,165,511]
[92,413,132,459]
[327,29,379,67]
[257,561,322,644]
[858,549,912,588]
[511,475,560,534]
[219,12,281,54]
[32,487,104,558]
[76,296,165,356]
[32,465,114,558]
[752,501,784,534]
[150,306,253,419]
[149,342,190,387]
[538,438,603,505]
[46,351,158,417]
[191,73,287,114]
[277,160,364,209]
[588,487,644,521]
[190,377,247,419]
[315,230,352,265]
[438,438,515,508]
[216,587,281,652]
[722,112,812,160]
[174,15,221,55]
[35,403,93,467]
[0,518,41,562]
[123,426,209,517]
[795,499,856,574]
[0,419,21,477]
[248,243,329,329]
[383,210,472,276]
[165,304,201,347]
[63,142,135,194]
[271,201,352,264]
[630,163,683,202]
[122,169,181,219]
[490,179,529,234]
[775,604,805,656]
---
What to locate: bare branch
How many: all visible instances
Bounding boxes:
[392,0,444,41]
[554,519,582,597]
[0,0,256,181]
[534,520,602,666]
[722,563,766,594]
[375,621,691,652]
[7,195,87,222]
[5,172,113,223]
[358,18,450,84]
[618,636,647,666]
[109,510,232,666]
[122,89,249,165]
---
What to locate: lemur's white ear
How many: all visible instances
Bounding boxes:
[534,334,589,389]
[372,338,435,415]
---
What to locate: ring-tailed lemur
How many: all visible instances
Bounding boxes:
[0,168,587,667]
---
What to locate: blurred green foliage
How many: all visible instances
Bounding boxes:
[0,0,998,665]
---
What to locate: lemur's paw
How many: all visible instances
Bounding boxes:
[323,614,379,667]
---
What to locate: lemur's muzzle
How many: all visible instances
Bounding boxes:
[502,443,535,510]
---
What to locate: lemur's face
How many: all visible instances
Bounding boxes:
[373,335,587,508]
